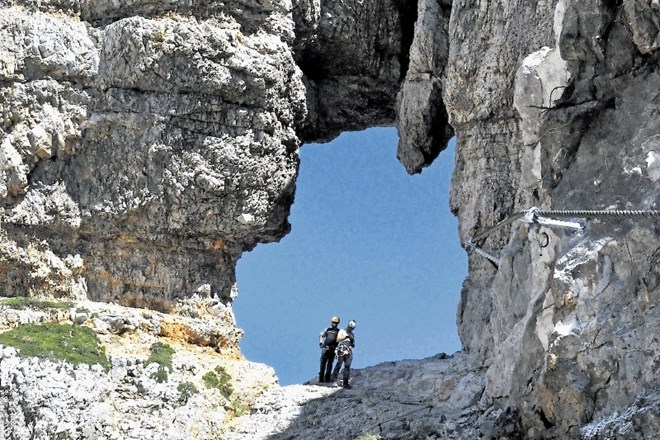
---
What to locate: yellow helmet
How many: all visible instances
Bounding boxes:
[331,316,340,324]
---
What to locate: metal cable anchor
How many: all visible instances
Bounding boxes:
[522,207,584,231]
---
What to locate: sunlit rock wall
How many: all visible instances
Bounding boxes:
[445,0,558,360]
[0,0,307,314]
[443,0,660,437]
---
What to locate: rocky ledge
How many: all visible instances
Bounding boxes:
[0,297,276,439]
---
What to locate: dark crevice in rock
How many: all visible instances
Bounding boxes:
[296,55,328,82]
[394,0,418,82]
[536,408,555,430]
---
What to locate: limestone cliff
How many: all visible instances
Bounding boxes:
[0,0,659,439]
[445,1,660,437]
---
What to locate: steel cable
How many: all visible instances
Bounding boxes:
[538,209,660,218]
[465,208,659,265]
[468,211,526,243]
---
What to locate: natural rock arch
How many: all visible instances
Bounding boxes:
[1,0,659,438]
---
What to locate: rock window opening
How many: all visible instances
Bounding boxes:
[234,128,466,385]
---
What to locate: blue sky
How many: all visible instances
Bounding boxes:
[234,127,466,385]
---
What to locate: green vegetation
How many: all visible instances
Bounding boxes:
[201,365,252,420]
[177,381,199,405]
[151,367,168,383]
[0,323,109,371]
[0,297,73,311]
[146,341,175,383]
[357,435,379,440]
[228,400,250,418]
[202,365,233,399]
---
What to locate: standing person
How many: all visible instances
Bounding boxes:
[332,319,356,388]
[319,316,340,383]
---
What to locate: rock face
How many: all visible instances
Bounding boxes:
[1,0,659,439]
[293,0,417,142]
[396,0,453,174]
[0,0,305,312]
[223,353,494,440]
[444,1,660,437]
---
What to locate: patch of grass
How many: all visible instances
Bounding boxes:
[202,366,250,420]
[146,341,175,383]
[228,400,250,418]
[0,297,73,311]
[0,323,109,371]
[177,381,199,405]
[202,365,233,398]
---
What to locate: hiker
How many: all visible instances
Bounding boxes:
[319,316,341,383]
[332,319,356,388]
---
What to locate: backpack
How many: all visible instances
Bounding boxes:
[323,327,339,346]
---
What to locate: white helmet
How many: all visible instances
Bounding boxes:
[348,320,357,329]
